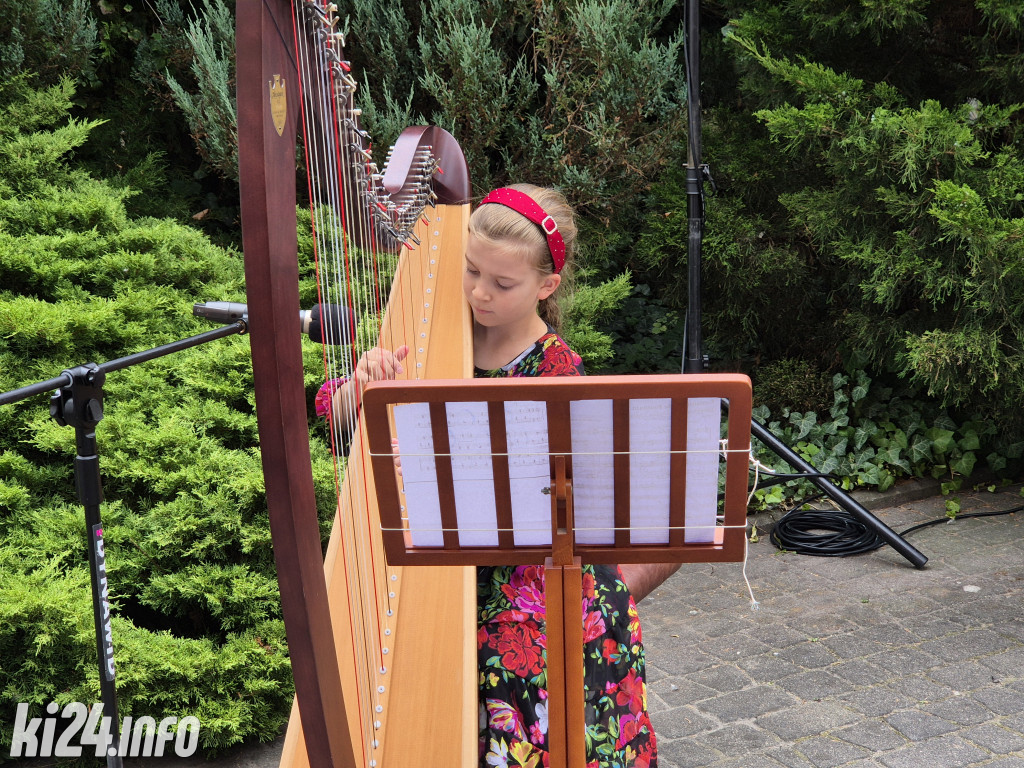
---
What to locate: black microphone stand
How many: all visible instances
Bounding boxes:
[0,320,247,765]
[679,0,927,568]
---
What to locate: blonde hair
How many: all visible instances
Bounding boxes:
[469,184,577,331]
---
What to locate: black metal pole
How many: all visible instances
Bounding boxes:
[683,0,706,375]
[677,1,927,568]
[50,365,124,766]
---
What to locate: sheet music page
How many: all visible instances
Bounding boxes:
[570,399,615,545]
[629,399,672,544]
[685,398,722,543]
[394,401,552,549]
[446,402,499,547]
[504,402,551,546]
[392,403,443,547]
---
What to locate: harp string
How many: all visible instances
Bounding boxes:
[291,1,389,758]
[291,1,449,759]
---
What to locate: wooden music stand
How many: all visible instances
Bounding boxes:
[362,373,752,767]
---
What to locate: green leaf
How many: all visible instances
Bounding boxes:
[925,427,956,455]
[987,452,1007,473]
[945,498,961,517]
[942,479,963,494]
[958,429,981,451]
[790,411,817,439]
[950,451,977,476]
[907,433,933,464]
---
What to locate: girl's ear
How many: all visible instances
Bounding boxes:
[536,273,561,301]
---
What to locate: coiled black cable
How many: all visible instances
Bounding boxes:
[769,501,1024,557]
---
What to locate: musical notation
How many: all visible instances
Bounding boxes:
[393,397,725,548]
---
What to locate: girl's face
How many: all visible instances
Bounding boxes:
[463,234,560,330]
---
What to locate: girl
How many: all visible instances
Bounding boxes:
[317,185,663,767]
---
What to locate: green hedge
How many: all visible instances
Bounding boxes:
[0,77,336,757]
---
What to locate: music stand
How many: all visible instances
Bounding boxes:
[363,373,752,766]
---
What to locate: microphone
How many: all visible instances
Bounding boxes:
[193,302,356,344]
[300,303,356,344]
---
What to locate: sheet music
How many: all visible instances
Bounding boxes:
[685,398,722,543]
[395,401,552,547]
[446,402,499,547]
[394,395,723,549]
[570,400,615,544]
[392,402,443,547]
[504,402,551,546]
[630,399,673,543]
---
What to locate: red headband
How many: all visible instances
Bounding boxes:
[478,188,566,274]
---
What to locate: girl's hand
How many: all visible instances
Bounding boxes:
[392,437,402,477]
[353,345,409,387]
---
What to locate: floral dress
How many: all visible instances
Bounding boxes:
[476,330,658,768]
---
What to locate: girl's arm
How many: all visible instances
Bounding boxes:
[617,563,681,604]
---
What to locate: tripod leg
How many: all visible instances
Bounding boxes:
[751,418,928,568]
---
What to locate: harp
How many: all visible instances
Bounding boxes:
[236,2,476,766]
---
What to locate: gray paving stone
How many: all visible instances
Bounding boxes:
[928,660,1006,691]
[760,745,821,768]
[699,723,778,757]
[778,640,841,669]
[922,695,997,726]
[819,633,887,660]
[700,754,791,768]
[793,736,870,768]
[877,734,989,768]
[740,651,807,681]
[884,709,958,740]
[870,646,941,675]
[656,737,722,768]
[685,663,755,694]
[833,719,907,751]
[700,685,798,721]
[982,758,1024,768]
[754,702,860,741]
[982,647,1024,677]
[650,677,720,709]
[650,706,720,739]
[829,658,892,687]
[959,721,1024,754]
[972,685,1024,716]
[776,670,851,700]
[918,628,1022,660]
[838,688,915,718]
[888,674,957,703]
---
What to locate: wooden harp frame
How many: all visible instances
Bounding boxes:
[237,2,475,766]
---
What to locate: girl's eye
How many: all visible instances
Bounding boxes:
[466,267,480,276]
[497,283,514,291]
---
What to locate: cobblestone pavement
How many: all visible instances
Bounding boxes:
[25,484,1020,767]
[641,484,1024,768]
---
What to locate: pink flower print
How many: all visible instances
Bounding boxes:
[582,610,607,643]
[500,565,546,615]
